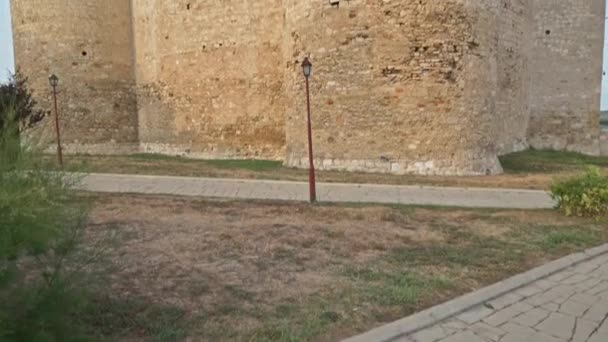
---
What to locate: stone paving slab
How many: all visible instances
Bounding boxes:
[75,173,555,209]
[344,246,608,342]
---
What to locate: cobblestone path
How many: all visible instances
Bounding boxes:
[400,253,608,342]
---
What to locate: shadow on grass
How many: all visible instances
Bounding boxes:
[499,149,608,174]
[81,294,189,342]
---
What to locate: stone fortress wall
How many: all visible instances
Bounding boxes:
[527,0,604,156]
[9,0,606,175]
[10,0,139,153]
[131,0,287,159]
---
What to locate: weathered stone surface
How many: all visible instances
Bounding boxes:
[468,322,505,341]
[559,299,592,317]
[11,0,138,151]
[535,312,576,340]
[10,0,606,174]
[485,292,523,310]
[526,285,577,306]
[601,131,608,157]
[512,307,551,327]
[571,319,599,342]
[582,300,608,323]
[527,0,605,156]
[456,305,494,324]
[482,302,533,326]
[437,331,485,342]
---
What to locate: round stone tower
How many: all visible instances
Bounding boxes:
[10,0,138,153]
[282,0,504,175]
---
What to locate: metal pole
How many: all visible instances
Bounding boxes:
[305,75,316,203]
[52,85,63,168]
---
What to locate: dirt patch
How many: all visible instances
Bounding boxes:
[84,194,607,341]
[88,196,443,312]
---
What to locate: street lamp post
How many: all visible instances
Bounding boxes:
[48,74,63,169]
[301,57,316,203]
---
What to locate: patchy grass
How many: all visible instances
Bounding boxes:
[204,160,282,171]
[82,295,188,342]
[81,194,608,341]
[518,225,601,252]
[351,270,454,307]
[44,150,608,190]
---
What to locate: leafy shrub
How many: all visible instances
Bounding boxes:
[550,167,608,218]
[0,71,47,134]
[0,104,90,341]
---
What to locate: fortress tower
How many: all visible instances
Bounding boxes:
[10,0,138,151]
[10,0,606,175]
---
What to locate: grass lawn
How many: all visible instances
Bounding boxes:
[46,150,608,190]
[78,194,608,341]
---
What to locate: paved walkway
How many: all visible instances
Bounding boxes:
[76,173,554,209]
[398,253,608,342]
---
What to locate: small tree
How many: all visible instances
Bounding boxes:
[0,102,92,341]
[0,71,48,134]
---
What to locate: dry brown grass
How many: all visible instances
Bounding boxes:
[83,194,608,341]
[88,196,436,310]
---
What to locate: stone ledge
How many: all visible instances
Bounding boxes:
[342,243,608,342]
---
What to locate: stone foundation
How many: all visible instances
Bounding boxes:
[285,153,503,176]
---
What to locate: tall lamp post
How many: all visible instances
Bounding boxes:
[49,74,63,168]
[301,57,316,203]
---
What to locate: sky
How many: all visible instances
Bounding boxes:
[0,0,13,84]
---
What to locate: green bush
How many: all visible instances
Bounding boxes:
[550,167,608,218]
[0,103,91,341]
[0,71,47,134]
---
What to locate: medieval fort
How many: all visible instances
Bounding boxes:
[10,0,608,175]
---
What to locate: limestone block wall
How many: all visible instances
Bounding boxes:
[601,131,608,156]
[493,0,531,154]
[132,0,287,159]
[10,0,138,153]
[283,0,502,175]
[527,0,604,155]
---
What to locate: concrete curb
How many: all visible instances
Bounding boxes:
[84,172,549,194]
[342,243,608,342]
